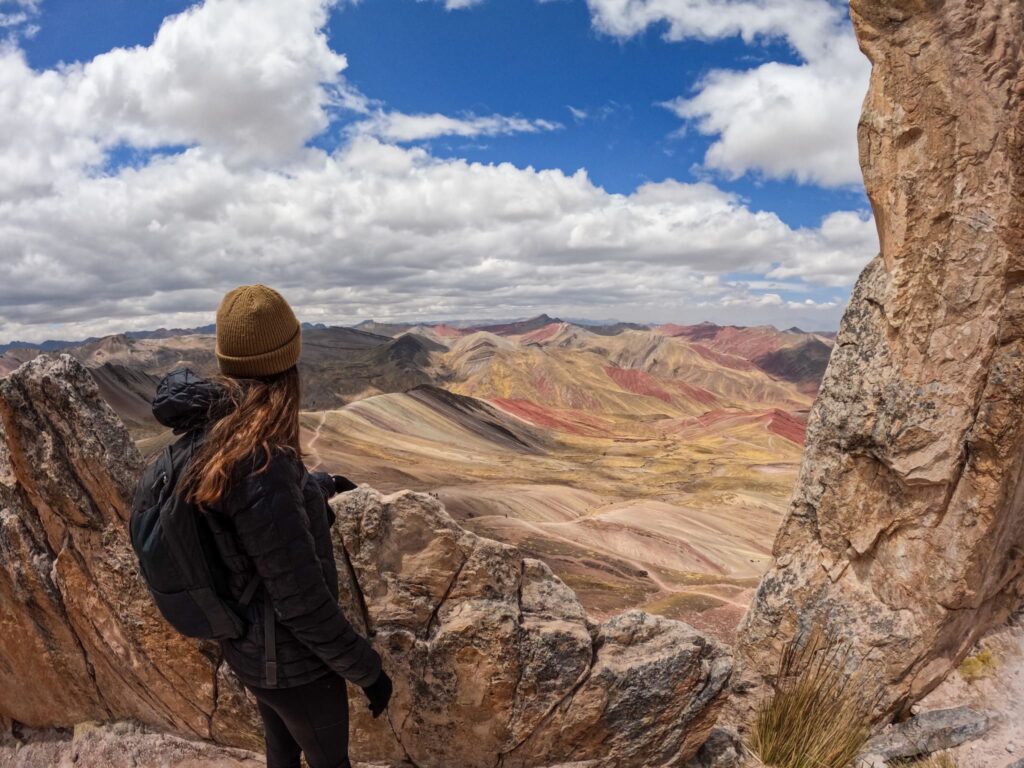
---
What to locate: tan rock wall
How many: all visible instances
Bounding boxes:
[737,0,1024,718]
[0,354,255,746]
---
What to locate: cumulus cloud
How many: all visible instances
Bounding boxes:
[588,0,870,187]
[767,210,876,284]
[0,136,876,341]
[0,0,345,197]
[0,0,878,344]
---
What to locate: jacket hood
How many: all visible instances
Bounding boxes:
[152,367,233,434]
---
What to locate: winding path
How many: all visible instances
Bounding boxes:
[305,411,328,471]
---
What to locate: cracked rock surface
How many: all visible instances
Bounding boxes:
[862,706,994,760]
[735,0,1024,720]
[0,353,731,767]
[333,487,732,768]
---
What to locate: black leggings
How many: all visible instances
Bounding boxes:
[245,672,351,768]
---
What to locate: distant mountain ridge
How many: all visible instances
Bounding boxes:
[4,314,835,352]
[0,324,214,355]
[0,315,836,409]
[0,321,331,355]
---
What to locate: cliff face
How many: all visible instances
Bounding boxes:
[737,0,1024,716]
[0,353,730,767]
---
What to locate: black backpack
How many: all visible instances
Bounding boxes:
[129,431,260,641]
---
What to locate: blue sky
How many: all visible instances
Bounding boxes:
[0,0,878,342]
[22,0,867,227]
[331,0,869,227]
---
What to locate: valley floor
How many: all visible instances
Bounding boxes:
[292,392,801,641]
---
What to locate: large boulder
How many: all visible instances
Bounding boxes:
[0,353,731,767]
[330,486,732,767]
[736,0,1024,718]
[0,354,259,748]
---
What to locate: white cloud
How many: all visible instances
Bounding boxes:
[568,106,589,122]
[588,0,840,55]
[0,12,28,27]
[565,101,623,125]
[768,209,877,285]
[1,0,40,42]
[713,292,839,311]
[0,0,346,197]
[663,56,865,187]
[588,0,870,187]
[0,0,878,344]
[0,0,38,24]
[422,0,485,9]
[0,136,876,342]
[353,112,561,142]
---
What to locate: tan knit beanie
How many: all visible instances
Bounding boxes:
[215,284,302,378]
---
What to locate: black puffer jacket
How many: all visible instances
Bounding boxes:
[152,368,382,689]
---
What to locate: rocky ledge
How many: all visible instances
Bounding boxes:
[331,487,732,767]
[0,353,731,767]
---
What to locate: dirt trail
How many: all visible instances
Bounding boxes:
[667,589,751,611]
[304,411,329,471]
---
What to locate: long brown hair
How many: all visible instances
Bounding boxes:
[179,365,306,508]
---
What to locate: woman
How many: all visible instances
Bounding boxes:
[160,284,391,768]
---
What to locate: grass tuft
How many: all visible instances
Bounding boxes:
[957,646,998,682]
[748,627,880,768]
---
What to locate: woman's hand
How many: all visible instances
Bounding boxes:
[362,669,393,718]
[308,470,356,498]
[332,474,357,494]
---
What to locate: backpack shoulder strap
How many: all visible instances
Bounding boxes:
[238,571,261,606]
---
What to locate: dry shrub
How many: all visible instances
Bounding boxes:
[748,627,880,768]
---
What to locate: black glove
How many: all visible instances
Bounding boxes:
[362,670,393,719]
[332,474,357,494]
